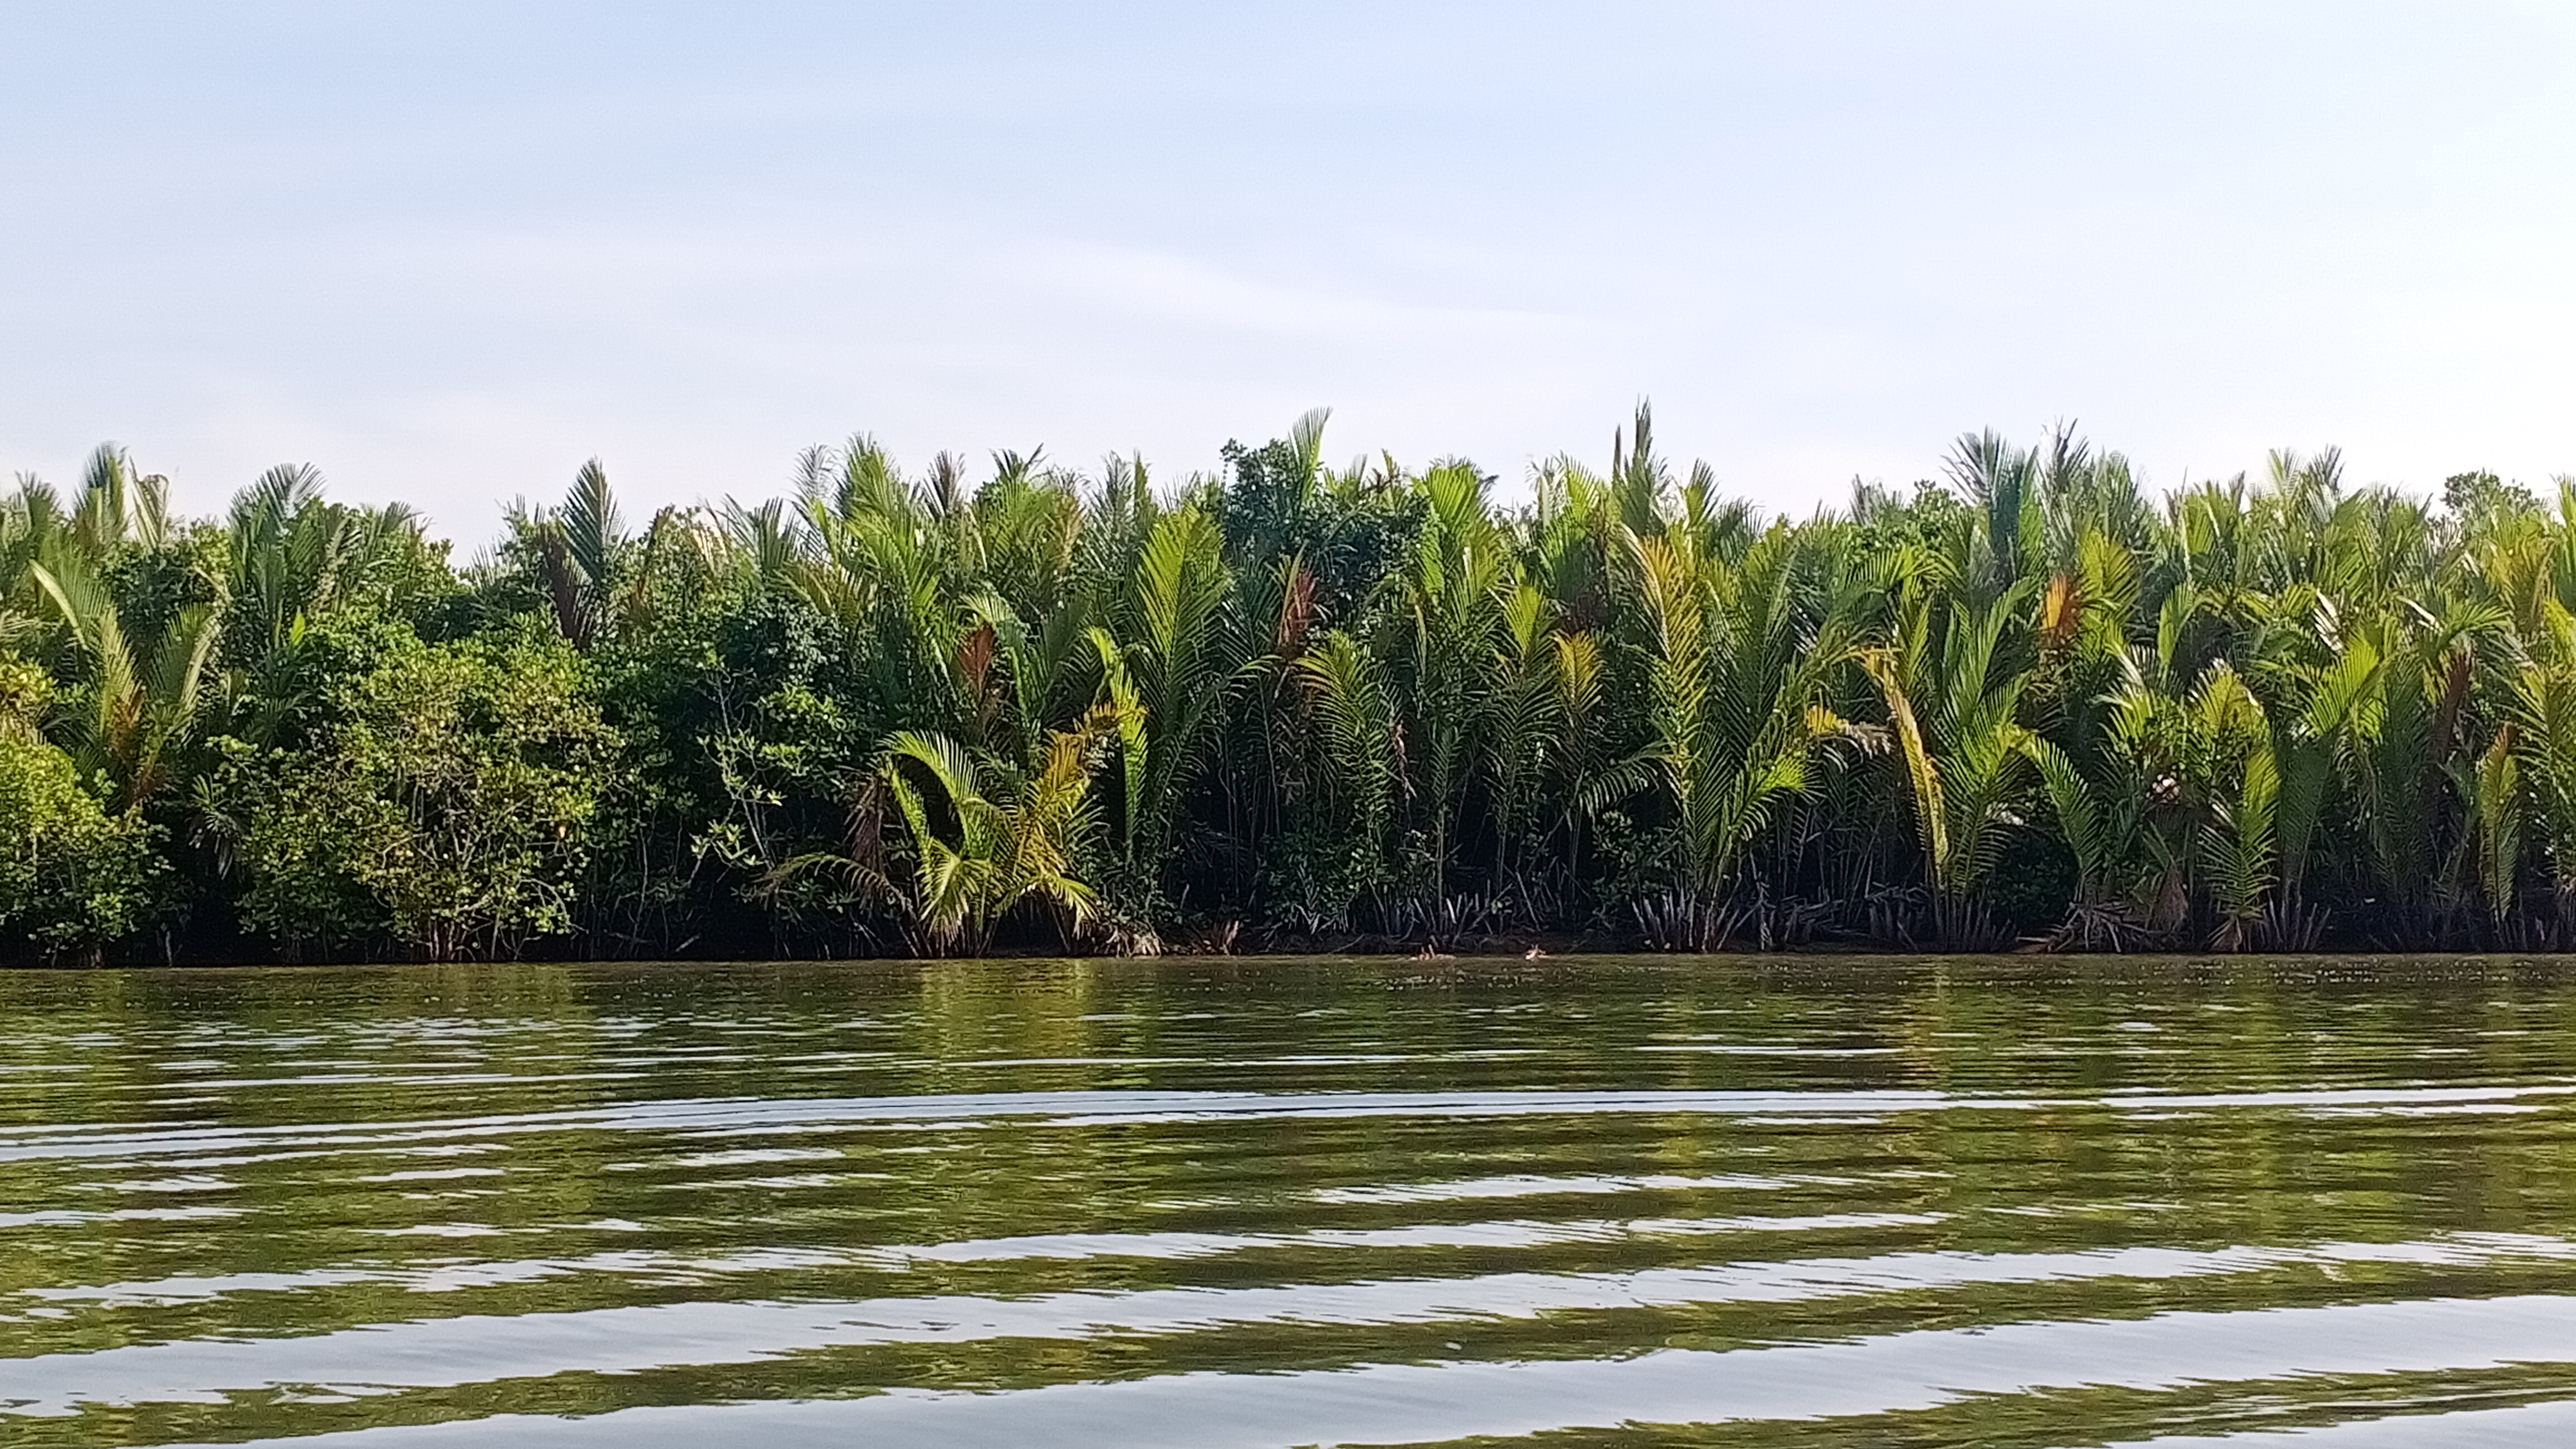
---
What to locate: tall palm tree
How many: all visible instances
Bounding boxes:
[1088,505,1240,928]
[1862,562,2037,943]
[1621,521,1859,947]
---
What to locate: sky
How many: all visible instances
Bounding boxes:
[4,1,2575,541]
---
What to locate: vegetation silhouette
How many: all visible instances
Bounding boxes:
[2,410,2565,961]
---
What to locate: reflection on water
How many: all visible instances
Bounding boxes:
[2,956,2575,1447]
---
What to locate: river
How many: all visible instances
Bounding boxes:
[2,956,2573,1446]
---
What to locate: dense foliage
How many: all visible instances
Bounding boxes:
[7,411,2574,961]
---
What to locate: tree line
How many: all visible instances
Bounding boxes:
[0,408,2566,962]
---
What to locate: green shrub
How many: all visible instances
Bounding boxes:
[225,634,619,960]
[0,725,163,958]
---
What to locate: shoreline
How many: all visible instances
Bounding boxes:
[15,948,2576,974]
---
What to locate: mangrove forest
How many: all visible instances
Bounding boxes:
[0,408,2568,963]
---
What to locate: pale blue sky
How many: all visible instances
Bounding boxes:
[5,2,2573,537]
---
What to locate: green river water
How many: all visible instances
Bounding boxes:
[2,955,2575,1447]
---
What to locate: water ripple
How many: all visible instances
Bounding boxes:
[2,955,2574,1447]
